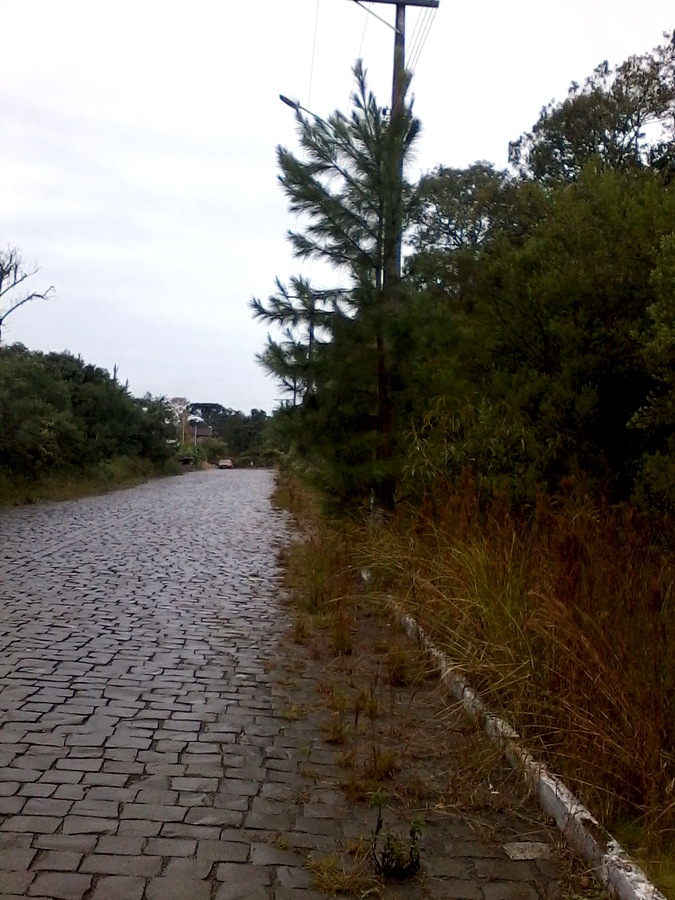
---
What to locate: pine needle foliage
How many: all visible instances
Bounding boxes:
[254,62,421,503]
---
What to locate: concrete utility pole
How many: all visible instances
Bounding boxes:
[354,0,439,278]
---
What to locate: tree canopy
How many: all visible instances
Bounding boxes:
[253,35,675,511]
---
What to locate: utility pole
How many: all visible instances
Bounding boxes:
[357,0,439,277]
[350,0,439,508]
[358,0,439,118]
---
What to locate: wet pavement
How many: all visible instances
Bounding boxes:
[0,470,590,899]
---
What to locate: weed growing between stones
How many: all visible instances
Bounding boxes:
[273,469,617,898]
[369,788,423,882]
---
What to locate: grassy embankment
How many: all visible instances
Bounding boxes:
[0,457,181,507]
[274,469,675,895]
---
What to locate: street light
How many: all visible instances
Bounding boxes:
[187,414,204,447]
[279,94,300,111]
[279,94,328,126]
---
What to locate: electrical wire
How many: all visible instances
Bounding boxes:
[408,13,431,72]
[307,0,321,108]
[406,8,430,73]
[408,7,437,74]
[357,11,369,59]
[349,9,370,104]
[411,8,437,73]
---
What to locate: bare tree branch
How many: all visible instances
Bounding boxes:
[0,247,55,346]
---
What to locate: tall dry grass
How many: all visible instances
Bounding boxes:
[361,476,675,858]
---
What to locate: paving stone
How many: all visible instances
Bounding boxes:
[250,843,306,867]
[27,872,92,899]
[133,789,178,805]
[61,816,118,835]
[89,875,145,900]
[0,871,35,893]
[216,884,270,900]
[276,866,315,889]
[0,798,27,815]
[474,859,536,881]
[274,889,326,900]
[425,879,483,900]
[215,863,271,899]
[53,785,85,801]
[22,798,73,816]
[56,758,103,773]
[18,783,56,799]
[80,853,162,876]
[0,849,37,870]
[120,803,186,822]
[31,850,83,871]
[424,858,472,879]
[0,471,596,900]
[144,837,197,857]
[171,776,220,792]
[160,822,222,840]
[196,841,249,863]
[39,770,82,785]
[163,857,213,879]
[85,786,138,803]
[185,808,244,827]
[34,835,97,853]
[1,816,61,834]
[483,885,539,900]
[145,876,212,900]
[117,819,163,837]
[95,836,145,855]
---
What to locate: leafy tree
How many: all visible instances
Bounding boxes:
[509,36,675,182]
[445,165,675,496]
[409,164,549,302]
[0,346,174,477]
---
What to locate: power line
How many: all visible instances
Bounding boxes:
[307,0,321,107]
[408,10,432,71]
[408,7,437,73]
[407,7,430,72]
[357,10,369,58]
[350,12,370,103]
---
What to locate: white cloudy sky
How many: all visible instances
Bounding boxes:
[1,1,672,412]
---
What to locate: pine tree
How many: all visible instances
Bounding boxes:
[255,61,420,504]
[250,276,337,405]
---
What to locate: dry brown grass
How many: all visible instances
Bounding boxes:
[274,470,675,893]
[360,479,675,889]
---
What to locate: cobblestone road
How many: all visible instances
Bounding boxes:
[0,471,587,900]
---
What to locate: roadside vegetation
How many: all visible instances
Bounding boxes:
[0,344,177,505]
[258,34,675,893]
[0,347,277,506]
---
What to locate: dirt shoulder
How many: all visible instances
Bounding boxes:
[271,585,609,899]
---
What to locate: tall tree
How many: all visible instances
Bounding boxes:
[260,61,420,503]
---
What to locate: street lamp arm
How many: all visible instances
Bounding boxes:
[279,94,328,126]
[279,94,300,111]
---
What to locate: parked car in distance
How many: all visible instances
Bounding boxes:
[217,459,234,469]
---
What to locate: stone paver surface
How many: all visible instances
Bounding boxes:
[0,471,595,899]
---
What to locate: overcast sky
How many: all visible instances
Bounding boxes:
[1,1,673,413]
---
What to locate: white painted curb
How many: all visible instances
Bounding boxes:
[394,606,667,900]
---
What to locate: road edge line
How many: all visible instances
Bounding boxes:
[394,604,666,900]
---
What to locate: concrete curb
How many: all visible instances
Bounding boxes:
[394,605,666,900]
